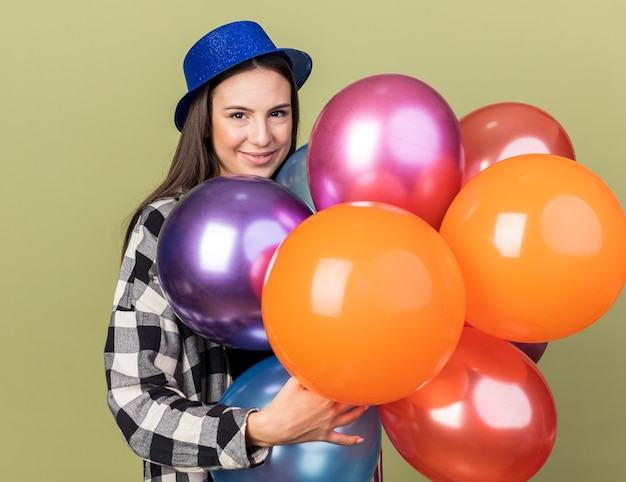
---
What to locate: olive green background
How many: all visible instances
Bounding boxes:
[2,0,624,480]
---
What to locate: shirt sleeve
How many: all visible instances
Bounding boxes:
[104,199,269,473]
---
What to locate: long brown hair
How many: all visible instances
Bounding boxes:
[121,53,301,255]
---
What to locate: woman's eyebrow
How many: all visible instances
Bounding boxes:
[223,105,252,111]
[223,102,292,111]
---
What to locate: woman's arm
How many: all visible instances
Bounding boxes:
[104,199,268,472]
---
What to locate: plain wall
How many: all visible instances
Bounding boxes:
[2,0,624,480]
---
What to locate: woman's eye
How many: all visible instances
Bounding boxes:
[271,110,287,117]
[230,112,245,119]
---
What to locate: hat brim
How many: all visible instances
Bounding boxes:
[174,48,312,131]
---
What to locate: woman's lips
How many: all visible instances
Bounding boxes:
[242,151,276,165]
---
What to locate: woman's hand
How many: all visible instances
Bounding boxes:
[245,377,368,447]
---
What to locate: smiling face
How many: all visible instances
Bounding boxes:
[210,67,293,178]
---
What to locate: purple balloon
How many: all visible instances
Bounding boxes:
[157,175,313,350]
[307,74,464,229]
[511,341,549,364]
[214,356,382,482]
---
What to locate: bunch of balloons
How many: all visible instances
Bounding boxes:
[157,73,626,481]
[274,91,625,480]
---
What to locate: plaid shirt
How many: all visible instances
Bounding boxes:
[104,198,269,481]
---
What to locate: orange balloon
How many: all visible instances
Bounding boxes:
[460,102,575,185]
[439,154,626,342]
[262,202,466,405]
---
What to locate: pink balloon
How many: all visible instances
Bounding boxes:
[307,74,464,229]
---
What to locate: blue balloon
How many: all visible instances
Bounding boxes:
[213,356,381,482]
[275,144,316,211]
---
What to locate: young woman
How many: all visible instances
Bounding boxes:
[104,21,369,482]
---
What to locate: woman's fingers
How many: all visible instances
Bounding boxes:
[332,404,369,429]
[326,430,366,446]
[246,377,369,447]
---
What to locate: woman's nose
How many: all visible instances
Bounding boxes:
[250,119,271,146]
